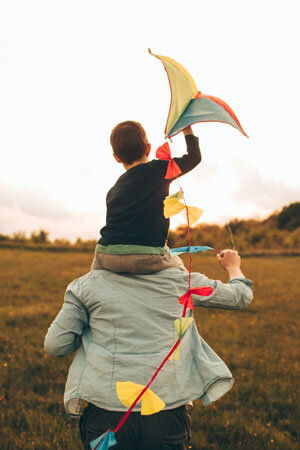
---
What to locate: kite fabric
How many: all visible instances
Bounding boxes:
[163,191,204,224]
[116,382,166,415]
[178,287,214,311]
[156,142,182,179]
[169,318,194,361]
[149,49,248,138]
[90,429,117,450]
[168,245,213,255]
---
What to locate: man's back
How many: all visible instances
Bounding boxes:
[44,267,253,416]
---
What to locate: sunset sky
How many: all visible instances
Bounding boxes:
[1,0,299,241]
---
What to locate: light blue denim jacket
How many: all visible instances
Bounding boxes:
[44,268,253,417]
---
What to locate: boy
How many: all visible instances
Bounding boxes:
[92,121,201,273]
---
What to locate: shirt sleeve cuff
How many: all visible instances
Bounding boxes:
[229,278,253,289]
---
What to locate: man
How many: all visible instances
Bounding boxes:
[45,250,253,449]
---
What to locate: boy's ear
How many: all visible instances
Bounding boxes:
[146,143,151,156]
[113,153,122,163]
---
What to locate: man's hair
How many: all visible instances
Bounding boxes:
[110,121,148,165]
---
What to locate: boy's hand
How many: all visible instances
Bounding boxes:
[183,126,194,136]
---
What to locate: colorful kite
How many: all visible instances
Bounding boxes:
[87,50,244,449]
[149,49,248,138]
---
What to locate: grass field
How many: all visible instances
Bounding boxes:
[0,249,299,449]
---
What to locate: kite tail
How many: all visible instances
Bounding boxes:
[90,143,212,450]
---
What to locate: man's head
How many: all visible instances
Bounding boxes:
[110,121,151,166]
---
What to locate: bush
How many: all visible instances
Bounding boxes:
[277,202,300,231]
[30,230,49,244]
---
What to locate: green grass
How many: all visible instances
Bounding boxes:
[0,249,299,449]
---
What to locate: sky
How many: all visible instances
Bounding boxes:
[1,0,300,241]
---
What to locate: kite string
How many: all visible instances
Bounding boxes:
[178,180,192,318]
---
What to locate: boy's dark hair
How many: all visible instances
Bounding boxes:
[110,121,149,165]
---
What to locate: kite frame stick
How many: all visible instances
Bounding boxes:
[148,48,180,139]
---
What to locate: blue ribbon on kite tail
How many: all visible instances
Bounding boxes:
[168,245,213,255]
[90,430,117,450]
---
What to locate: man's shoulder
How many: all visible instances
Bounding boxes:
[66,270,104,290]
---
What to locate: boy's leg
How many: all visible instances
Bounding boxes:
[91,251,187,274]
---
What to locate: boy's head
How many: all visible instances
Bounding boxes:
[110,121,150,166]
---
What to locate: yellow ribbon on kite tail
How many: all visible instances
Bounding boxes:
[186,206,204,225]
[164,192,185,218]
[164,191,204,225]
[116,381,165,415]
[169,317,194,361]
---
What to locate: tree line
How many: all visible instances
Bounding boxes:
[1,202,299,252]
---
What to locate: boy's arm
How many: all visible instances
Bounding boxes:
[172,126,201,177]
[44,279,89,357]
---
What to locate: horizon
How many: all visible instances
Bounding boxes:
[3,202,296,244]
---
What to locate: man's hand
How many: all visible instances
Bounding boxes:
[217,250,245,280]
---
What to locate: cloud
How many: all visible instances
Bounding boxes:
[0,205,103,241]
[0,183,106,241]
[0,183,74,220]
[231,158,300,211]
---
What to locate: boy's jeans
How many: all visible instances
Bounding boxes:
[79,403,192,450]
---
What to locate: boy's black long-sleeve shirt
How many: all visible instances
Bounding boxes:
[98,135,201,247]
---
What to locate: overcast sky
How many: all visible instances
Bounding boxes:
[1,0,299,241]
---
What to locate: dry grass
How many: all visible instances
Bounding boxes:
[0,249,299,449]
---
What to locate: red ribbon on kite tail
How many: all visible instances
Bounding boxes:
[156,142,182,179]
[178,287,214,310]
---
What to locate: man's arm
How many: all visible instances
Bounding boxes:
[172,126,201,176]
[44,279,89,357]
[191,250,253,310]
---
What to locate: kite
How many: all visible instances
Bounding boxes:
[87,50,245,450]
[149,49,248,138]
[164,190,204,225]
